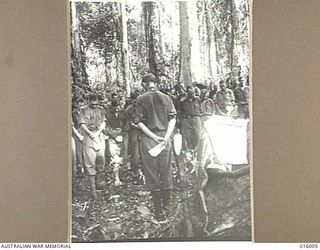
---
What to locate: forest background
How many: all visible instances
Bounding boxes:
[70,0,249,97]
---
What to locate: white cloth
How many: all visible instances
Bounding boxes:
[203,115,249,165]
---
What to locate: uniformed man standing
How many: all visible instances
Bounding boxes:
[178,85,202,151]
[135,73,176,220]
[105,93,125,186]
[126,91,142,183]
[72,97,85,176]
[233,80,249,119]
[77,94,107,199]
[215,80,236,116]
[199,86,215,122]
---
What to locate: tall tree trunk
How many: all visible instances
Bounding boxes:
[233,0,250,77]
[120,2,131,96]
[179,1,192,87]
[157,2,164,55]
[214,27,222,77]
[189,1,202,82]
[197,0,207,82]
[204,1,217,81]
[229,0,235,74]
[70,2,88,86]
[143,2,158,80]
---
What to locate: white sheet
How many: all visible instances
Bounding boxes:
[203,115,249,165]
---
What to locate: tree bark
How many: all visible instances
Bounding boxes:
[70,2,89,86]
[178,1,192,87]
[120,2,131,96]
[229,0,235,73]
[143,2,158,80]
[204,1,218,81]
[189,1,202,83]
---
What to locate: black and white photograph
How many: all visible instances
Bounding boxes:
[70,0,250,242]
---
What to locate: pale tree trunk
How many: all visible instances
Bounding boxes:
[71,2,80,57]
[188,1,202,82]
[179,1,192,87]
[197,1,207,82]
[70,2,78,86]
[233,0,250,76]
[157,2,164,55]
[204,1,218,82]
[214,27,222,77]
[120,2,131,96]
[229,0,235,74]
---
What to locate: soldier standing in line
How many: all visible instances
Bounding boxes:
[77,93,107,199]
[199,86,216,123]
[105,92,125,186]
[178,85,202,151]
[126,91,143,184]
[214,80,236,116]
[134,73,176,221]
[233,79,249,119]
[72,97,85,176]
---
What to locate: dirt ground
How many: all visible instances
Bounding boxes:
[72,165,251,242]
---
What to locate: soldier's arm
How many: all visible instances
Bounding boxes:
[137,122,164,143]
[80,124,94,139]
[77,108,94,138]
[135,99,164,143]
[96,121,106,136]
[164,99,177,144]
[72,125,84,141]
[230,90,236,105]
[211,99,216,114]
[215,103,225,115]
[164,118,176,144]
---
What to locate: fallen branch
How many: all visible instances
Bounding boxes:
[83,224,101,235]
[206,216,250,238]
[207,165,249,179]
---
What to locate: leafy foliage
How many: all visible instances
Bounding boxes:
[71,0,249,93]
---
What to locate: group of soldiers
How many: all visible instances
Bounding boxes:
[71,73,250,221]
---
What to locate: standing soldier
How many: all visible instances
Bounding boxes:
[199,86,215,122]
[105,92,125,186]
[178,85,202,151]
[77,93,107,199]
[72,97,85,176]
[215,80,236,116]
[233,80,249,119]
[135,73,176,221]
[126,91,143,183]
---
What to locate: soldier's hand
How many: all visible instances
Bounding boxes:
[130,122,138,129]
[92,132,100,138]
[88,132,98,142]
[163,136,170,146]
[153,135,165,144]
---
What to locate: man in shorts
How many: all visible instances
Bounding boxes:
[77,93,106,199]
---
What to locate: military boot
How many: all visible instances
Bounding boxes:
[151,191,164,221]
[88,175,98,199]
[95,173,106,190]
[161,189,171,216]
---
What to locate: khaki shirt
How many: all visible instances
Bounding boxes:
[77,105,106,132]
[215,89,235,108]
[200,97,215,115]
[135,90,176,131]
[178,96,201,118]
